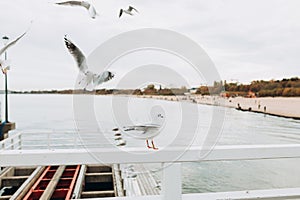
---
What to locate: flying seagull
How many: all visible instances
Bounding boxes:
[64,36,114,89]
[0,60,11,74]
[0,31,28,74]
[55,1,98,19]
[119,6,138,18]
[113,113,164,150]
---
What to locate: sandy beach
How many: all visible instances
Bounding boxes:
[194,96,300,119]
[144,95,300,119]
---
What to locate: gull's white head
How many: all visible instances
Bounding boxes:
[105,71,115,82]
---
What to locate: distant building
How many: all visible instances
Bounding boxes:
[189,88,198,94]
[246,91,256,98]
[220,92,230,98]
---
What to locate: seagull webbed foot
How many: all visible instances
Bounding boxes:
[146,140,152,149]
[151,140,158,150]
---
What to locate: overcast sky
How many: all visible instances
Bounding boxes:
[0,0,300,90]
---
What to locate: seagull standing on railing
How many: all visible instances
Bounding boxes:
[64,36,114,89]
[119,6,139,18]
[55,1,99,19]
[113,113,164,150]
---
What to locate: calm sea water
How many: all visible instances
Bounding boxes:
[5,94,300,193]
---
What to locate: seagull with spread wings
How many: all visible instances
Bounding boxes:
[119,6,139,18]
[0,32,27,74]
[64,36,114,89]
[55,1,98,19]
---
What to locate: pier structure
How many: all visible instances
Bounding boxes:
[0,122,15,141]
[1,131,300,199]
[0,164,126,199]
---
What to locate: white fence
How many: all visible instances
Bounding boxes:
[1,132,300,200]
[0,131,115,151]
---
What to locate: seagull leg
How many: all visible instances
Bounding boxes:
[146,140,152,149]
[83,81,90,90]
[151,140,158,150]
[78,76,85,85]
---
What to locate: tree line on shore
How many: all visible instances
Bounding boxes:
[196,77,300,97]
[11,77,300,97]
[11,84,189,96]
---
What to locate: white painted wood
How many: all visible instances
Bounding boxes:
[112,164,125,197]
[10,166,45,200]
[72,165,86,199]
[134,165,160,195]
[2,133,300,199]
[2,144,300,166]
[0,132,21,151]
[123,164,160,196]
[77,187,300,200]
[40,165,66,200]
[162,163,181,200]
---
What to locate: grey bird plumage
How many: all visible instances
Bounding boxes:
[119,6,139,18]
[64,36,114,89]
[113,111,164,150]
[55,1,98,19]
[0,21,32,73]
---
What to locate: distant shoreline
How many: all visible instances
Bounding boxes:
[187,96,300,120]
[7,92,300,120]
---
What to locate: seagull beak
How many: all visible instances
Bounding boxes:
[108,71,115,79]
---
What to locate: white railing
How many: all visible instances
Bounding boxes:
[0,132,22,150]
[1,132,300,199]
[0,131,116,151]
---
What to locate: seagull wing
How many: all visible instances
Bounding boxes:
[0,32,27,57]
[124,125,147,132]
[80,1,98,19]
[128,6,138,13]
[78,71,94,90]
[93,71,114,86]
[119,9,123,18]
[0,59,11,69]
[88,4,98,18]
[56,1,98,18]
[55,1,82,7]
[64,36,88,73]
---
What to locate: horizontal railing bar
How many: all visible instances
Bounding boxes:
[21,137,110,140]
[17,131,111,134]
[21,139,77,142]
[0,141,21,151]
[1,144,300,166]
[20,142,111,145]
[0,133,21,144]
[21,138,109,141]
[93,187,300,200]
[20,144,113,148]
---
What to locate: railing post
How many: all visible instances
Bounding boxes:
[18,134,22,149]
[161,163,182,200]
[11,138,13,150]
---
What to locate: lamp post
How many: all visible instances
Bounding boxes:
[2,36,9,122]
